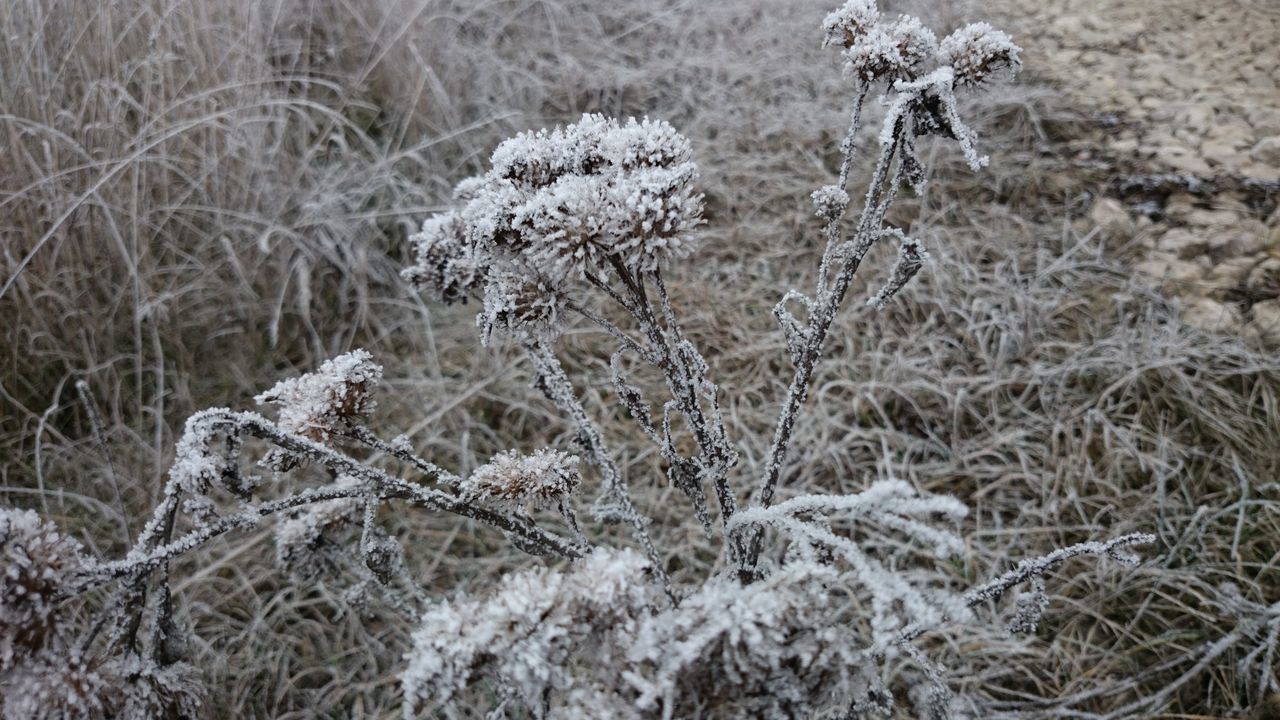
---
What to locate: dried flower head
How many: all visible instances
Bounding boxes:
[1,508,85,671]
[459,448,582,512]
[938,21,1022,87]
[478,270,569,344]
[401,211,483,304]
[821,0,880,49]
[811,185,850,220]
[844,15,937,83]
[486,114,703,279]
[255,350,382,441]
[2,652,115,720]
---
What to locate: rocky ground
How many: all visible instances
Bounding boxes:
[993,0,1280,343]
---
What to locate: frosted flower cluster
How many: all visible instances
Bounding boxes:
[818,3,1022,176]
[459,448,582,513]
[845,14,938,83]
[403,114,704,342]
[625,561,867,718]
[938,21,1022,87]
[811,184,851,220]
[823,1,1022,89]
[1,508,85,672]
[255,349,382,441]
[401,548,662,715]
[400,554,953,718]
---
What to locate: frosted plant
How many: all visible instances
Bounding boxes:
[1,509,86,672]
[254,348,383,442]
[3,3,1173,719]
[460,449,582,514]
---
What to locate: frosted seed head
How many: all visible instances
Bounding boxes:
[478,271,568,344]
[402,211,483,305]
[0,508,85,672]
[466,114,703,281]
[845,15,937,83]
[938,22,1022,87]
[822,0,880,49]
[1,651,114,720]
[811,185,850,220]
[459,448,582,512]
[254,350,382,442]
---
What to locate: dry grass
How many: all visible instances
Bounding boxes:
[2,0,1278,717]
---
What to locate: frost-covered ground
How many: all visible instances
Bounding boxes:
[2,0,1278,717]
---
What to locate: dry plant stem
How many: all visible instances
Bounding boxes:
[883,533,1157,654]
[75,379,129,544]
[69,411,583,599]
[345,425,462,485]
[817,81,869,296]
[650,269,738,521]
[521,339,676,602]
[742,119,906,574]
[603,257,738,526]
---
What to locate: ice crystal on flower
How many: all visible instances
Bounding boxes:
[255,350,382,441]
[459,448,582,512]
[401,212,483,304]
[478,270,569,344]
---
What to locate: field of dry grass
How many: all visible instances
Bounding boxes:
[2,0,1278,717]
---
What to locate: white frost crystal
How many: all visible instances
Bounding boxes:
[401,547,661,715]
[255,349,383,441]
[811,184,851,219]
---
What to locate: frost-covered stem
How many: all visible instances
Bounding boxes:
[604,255,738,530]
[886,533,1157,652]
[962,533,1155,607]
[564,299,658,364]
[522,339,676,602]
[77,483,375,592]
[345,425,462,485]
[70,414,582,599]
[650,270,738,524]
[741,121,907,575]
[817,81,869,296]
